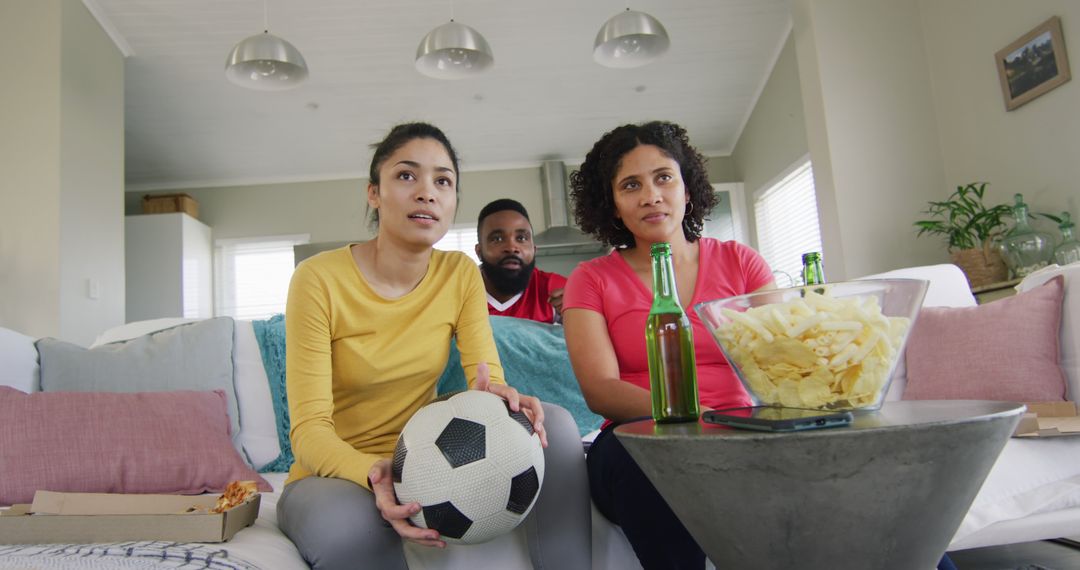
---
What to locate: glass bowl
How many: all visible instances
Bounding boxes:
[693,279,928,411]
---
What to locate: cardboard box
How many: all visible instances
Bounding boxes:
[0,491,260,544]
[1013,401,1080,438]
[142,193,199,219]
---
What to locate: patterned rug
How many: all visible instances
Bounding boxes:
[0,542,258,569]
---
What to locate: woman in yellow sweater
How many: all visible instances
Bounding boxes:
[277,123,591,569]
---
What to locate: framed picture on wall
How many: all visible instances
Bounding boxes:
[995,16,1071,111]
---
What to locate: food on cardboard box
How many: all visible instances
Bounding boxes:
[0,481,261,544]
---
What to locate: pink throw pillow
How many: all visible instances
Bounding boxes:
[0,387,271,506]
[903,276,1066,402]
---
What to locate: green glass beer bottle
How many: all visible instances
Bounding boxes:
[801,252,826,286]
[646,242,700,423]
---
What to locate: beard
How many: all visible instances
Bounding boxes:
[480,255,536,296]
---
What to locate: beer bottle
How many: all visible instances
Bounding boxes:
[802,252,826,286]
[646,242,700,423]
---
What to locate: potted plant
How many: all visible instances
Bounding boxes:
[914,182,1011,288]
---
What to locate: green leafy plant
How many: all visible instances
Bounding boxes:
[914,182,1012,251]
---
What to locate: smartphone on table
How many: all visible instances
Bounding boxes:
[702,406,853,432]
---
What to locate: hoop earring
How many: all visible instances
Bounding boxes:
[685,202,695,215]
[612,219,625,231]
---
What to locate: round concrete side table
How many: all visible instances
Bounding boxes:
[614,400,1024,570]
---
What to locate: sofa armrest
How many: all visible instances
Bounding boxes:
[855,264,976,308]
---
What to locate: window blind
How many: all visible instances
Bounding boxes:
[754,161,823,286]
[215,235,309,320]
[435,226,481,264]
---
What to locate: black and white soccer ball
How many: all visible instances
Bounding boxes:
[391,390,545,544]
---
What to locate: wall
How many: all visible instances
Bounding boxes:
[0,1,123,344]
[791,0,947,279]
[920,0,1079,220]
[0,1,63,338]
[130,155,734,277]
[730,34,810,250]
[58,0,125,345]
[127,167,545,244]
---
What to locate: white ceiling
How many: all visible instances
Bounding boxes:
[88,0,793,191]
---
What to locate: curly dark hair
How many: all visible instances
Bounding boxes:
[569,121,717,248]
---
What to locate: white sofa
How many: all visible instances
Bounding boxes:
[2,262,1079,568]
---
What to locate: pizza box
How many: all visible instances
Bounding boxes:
[1013,401,1080,438]
[0,490,260,544]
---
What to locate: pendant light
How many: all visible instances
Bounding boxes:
[225,0,309,91]
[594,8,670,69]
[415,2,493,80]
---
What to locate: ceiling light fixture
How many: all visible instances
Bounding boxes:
[594,8,670,69]
[225,0,308,91]
[415,2,493,80]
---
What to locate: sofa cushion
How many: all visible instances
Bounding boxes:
[90,317,199,347]
[1017,263,1080,402]
[91,318,282,471]
[36,318,243,454]
[903,276,1066,402]
[0,387,270,506]
[0,327,39,393]
[855,264,978,402]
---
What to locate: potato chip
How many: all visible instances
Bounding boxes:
[714,288,910,409]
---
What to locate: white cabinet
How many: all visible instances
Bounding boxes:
[125,213,213,322]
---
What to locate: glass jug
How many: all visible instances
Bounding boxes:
[1000,193,1054,277]
[1054,212,1080,266]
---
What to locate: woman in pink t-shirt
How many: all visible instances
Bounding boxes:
[562,121,774,569]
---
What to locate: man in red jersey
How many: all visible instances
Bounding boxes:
[475,199,567,324]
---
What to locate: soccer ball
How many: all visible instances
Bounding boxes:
[391,390,545,544]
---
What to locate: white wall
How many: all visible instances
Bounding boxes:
[920,0,1080,220]
[58,0,125,345]
[731,34,810,251]
[792,0,948,280]
[0,1,63,338]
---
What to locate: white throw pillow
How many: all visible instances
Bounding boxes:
[234,320,282,470]
[1018,263,1080,401]
[0,327,40,393]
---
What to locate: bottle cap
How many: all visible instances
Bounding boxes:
[802,252,821,263]
[650,242,672,256]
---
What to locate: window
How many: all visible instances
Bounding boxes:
[753,158,823,286]
[215,234,309,320]
[435,225,480,264]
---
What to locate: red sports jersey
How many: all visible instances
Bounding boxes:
[486,269,568,324]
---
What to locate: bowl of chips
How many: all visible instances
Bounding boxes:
[694,279,928,411]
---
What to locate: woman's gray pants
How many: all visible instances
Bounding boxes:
[278,403,592,569]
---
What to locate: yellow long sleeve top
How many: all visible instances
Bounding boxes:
[284,245,504,490]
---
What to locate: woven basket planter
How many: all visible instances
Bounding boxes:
[950,245,1008,288]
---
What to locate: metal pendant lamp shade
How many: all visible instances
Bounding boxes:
[594,9,670,69]
[415,21,494,79]
[225,31,309,91]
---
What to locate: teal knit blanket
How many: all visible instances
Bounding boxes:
[251,314,293,473]
[251,315,601,473]
[436,316,602,437]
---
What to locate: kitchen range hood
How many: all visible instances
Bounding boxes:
[533,161,607,256]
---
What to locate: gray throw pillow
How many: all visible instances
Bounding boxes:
[36,317,242,453]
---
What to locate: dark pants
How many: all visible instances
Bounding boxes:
[588,425,705,570]
[587,424,958,570]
